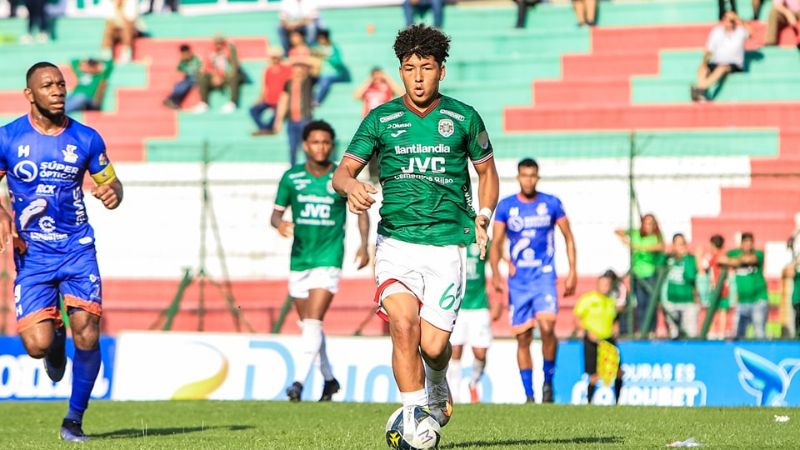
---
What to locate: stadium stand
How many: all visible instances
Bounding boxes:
[0,0,797,338]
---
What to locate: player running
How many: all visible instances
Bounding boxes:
[272,120,370,402]
[490,158,576,403]
[447,238,501,403]
[0,62,123,441]
[332,24,499,433]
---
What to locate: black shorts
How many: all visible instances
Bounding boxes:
[583,336,618,375]
[707,62,742,73]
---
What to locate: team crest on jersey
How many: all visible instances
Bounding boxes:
[17,145,30,158]
[536,203,548,216]
[510,207,519,217]
[62,145,78,163]
[438,118,454,138]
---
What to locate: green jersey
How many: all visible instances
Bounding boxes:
[275,163,347,271]
[345,95,493,246]
[727,249,768,304]
[792,264,800,306]
[664,253,697,304]
[463,241,489,310]
[628,230,663,278]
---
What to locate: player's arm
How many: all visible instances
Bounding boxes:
[333,158,376,214]
[0,173,16,253]
[473,158,499,260]
[270,208,293,238]
[354,210,370,269]
[557,216,578,297]
[90,164,123,210]
[489,220,507,293]
[271,173,294,237]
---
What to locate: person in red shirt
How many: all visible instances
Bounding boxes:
[352,67,403,118]
[251,47,293,136]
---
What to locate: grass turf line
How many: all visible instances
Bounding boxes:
[1,401,797,449]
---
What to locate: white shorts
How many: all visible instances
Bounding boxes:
[450,308,492,348]
[289,267,341,299]
[374,235,466,332]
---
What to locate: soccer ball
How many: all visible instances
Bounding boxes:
[385,406,441,449]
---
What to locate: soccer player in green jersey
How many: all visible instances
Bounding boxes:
[332,25,499,432]
[447,239,502,403]
[272,120,370,402]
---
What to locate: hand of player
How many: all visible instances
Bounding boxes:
[354,245,370,270]
[277,221,294,238]
[492,272,504,293]
[93,184,120,209]
[474,215,490,260]
[490,301,503,321]
[564,270,577,297]
[0,209,15,253]
[344,179,377,214]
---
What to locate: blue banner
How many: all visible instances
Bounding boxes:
[554,340,800,407]
[0,336,115,401]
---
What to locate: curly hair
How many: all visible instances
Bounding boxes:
[393,24,450,64]
[302,120,336,141]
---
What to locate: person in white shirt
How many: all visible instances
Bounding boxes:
[278,0,321,56]
[691,11,751,102]
[100,0,138,63]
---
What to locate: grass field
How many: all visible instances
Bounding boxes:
[3,401,798,449]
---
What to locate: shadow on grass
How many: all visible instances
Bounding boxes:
[91,424,254,439]
[441,436,624,448]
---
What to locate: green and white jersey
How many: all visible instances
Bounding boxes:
[345,95,493,246]
[275,163,347,271]
[463,241,489,310]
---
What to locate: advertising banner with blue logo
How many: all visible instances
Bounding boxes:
[554,340,800,407]
[0,336,115,401]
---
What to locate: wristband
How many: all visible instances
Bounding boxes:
[478,207,493,220]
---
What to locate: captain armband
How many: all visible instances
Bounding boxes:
[90,163,117,185]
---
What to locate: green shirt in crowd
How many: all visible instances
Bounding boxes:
[792,264,800,306]
[71,59,113,100]
[275,163,348,272]
[664,253,697,304]
[727,249,768,304]
[177,55,202,78]
[628,230,663,279]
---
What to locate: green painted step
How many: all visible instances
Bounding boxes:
[146,128,778,163]
[633,75,800,103]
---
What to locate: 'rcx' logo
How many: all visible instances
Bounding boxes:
[13,161,37,182]
[734,348,800,406]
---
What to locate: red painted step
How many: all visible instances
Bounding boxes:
[561,51,660,80]
[720,187,800,212]
[692,214,795,244]
[534,78,630,106]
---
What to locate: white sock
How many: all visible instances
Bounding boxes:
[400,388,428,407]
[318,332,334,381]
[470,358,486,387]
[425,360,447,385]
[294,319,323,384]
[447,360,462,403]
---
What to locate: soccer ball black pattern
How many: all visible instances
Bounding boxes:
[385,406,441,449]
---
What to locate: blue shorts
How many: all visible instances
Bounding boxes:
[508,280,558,334]
[14,246,103,332]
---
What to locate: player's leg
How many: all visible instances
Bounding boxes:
[447,316,466,404]
[534,285,559,403]
[510,286,536,402]
[419,319,453,426]
[59,249,103,442]
[583,336,598,404]
[467,309,491,403]
[15,266,66,381]
[515,329,534,402]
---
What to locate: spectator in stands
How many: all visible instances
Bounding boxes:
[65,58,113,113]
[753,0,765,20]
[727,232,769,339]
[353,67,403,181]
[100,0,137,63]
[718,0,737,21]
[691,12,750,102]
[353,67,403,118]
[404,0,444,29]
[288,29,312,60]
[273,62,315,166]
[614,213,665,336]
[193,35,242,114]
[20,0,51,43]
[573,272,623,405]
[697,234,732,339]
[781,233,799,338]
[766,0,800,46]
[7,0,19,17]
[312,30,351,105]
[163,44,201,110]
[250,47,292,136]
[148,0,178,14]
[278,0,320,56]
[572,0,597,27]
[662,234,699,339]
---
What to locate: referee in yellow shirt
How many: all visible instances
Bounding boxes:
[573,271,624,404]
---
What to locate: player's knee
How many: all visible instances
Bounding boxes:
[22,335,52,359]
[390,318,419,349]
[516,332,532,346]
[71,323,100,350]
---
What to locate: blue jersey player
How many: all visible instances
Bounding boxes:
[489,158,576,403]
[0,62,123,442]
